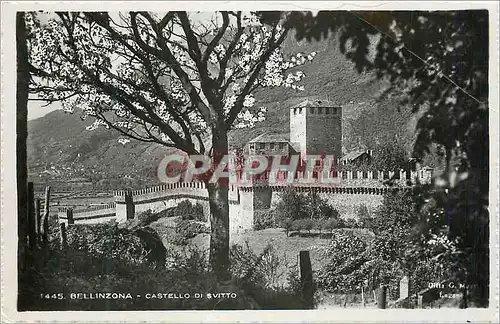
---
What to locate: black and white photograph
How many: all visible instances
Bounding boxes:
[1,1,499,322]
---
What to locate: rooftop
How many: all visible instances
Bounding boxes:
[342,151,369,161]
[248,132,289,143]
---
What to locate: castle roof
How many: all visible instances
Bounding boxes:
[289,97,340,109]
[248,132,289,143]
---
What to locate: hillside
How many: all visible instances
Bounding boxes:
[27,32,422,190]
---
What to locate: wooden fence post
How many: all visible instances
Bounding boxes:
[27,182,36,251]
[59,223,67,250]
[34,198,41,246]
[299,250,314,308]
[66,208,74,225]
[377,285,387,309]
[41,186,51,244]
[399,275,409,308]
[417,295,423,308]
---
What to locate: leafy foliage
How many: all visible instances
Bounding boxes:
[253,209,277,230]
[176,200,206,222]
[66,221,150,265]
[268,10,489,305]
[316,231,369,293]
[137,208,164,225]
[174,219,210,240]
[275,187,340,222]
[356,205,373,229]
[315,190,449,300]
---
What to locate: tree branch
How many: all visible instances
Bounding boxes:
[225,25,290,128]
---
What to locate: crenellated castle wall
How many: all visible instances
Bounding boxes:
[58,203,117,225]
[58,168,432,233]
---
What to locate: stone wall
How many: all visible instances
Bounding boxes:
[270,189,385,219]
[57,168,432,232]
[305,106,342,159]
[58,203,117,225]
[289,106,307,157]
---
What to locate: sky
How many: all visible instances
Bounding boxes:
[27,11,239,121]
[28,100,61,120]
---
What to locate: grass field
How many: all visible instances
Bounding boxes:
[158,225,374,288]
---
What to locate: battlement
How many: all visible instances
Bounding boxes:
[59,167,432,230]
[236,168,432,186]
[58,202,116,214]
[58,203,117,225]
[123,181,240,204]
[113,181,210,197]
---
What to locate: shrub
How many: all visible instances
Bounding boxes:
[323,218,340,234]
[313,218,327,233]
[254,209,277,230]
[316,231,369,293]
[156,207,177,218]
[274,186,309,221]
[66,222,150,265]
[282,218,294,237]
[356,205,373,229]
[275,187,341,233]
[47,214,62,249]
[291,219,304,232]
[230,243,291,290]
[137,209,163,225]
[177,200,206,221]
[304,191,339,220]
[343,218,360,228]
[21,240,310,311]
[230,244,310,309]
[175,219,209,239]
[302,218,314,233]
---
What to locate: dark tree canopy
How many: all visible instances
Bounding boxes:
[260,10,490,306]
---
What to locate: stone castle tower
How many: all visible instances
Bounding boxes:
[289,98,342,160]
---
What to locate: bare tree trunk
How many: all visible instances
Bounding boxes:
[207,129,230,279]
[16,12,29,262]
[16,11,30,310]
[34,198,41,247]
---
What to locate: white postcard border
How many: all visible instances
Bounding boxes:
[1,1,498,322]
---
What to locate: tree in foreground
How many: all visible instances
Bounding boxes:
[26,11,316,277]
[269,10,489,305]
[16,11,30,310]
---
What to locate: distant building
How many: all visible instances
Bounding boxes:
[341,150,373,166]
[247,132,298,156]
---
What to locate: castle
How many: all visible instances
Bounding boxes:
[248,97,342,162]
[58,97,433,234]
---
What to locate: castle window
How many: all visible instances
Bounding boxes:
[310,107,315,114]
[249,143,255,150]
[318,108,323,114]
[332,107,337,114]
[270,143,275,149]
[325,108,330,114]
[259,143,265,149]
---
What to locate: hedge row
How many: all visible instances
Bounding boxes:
[282,217,349,236]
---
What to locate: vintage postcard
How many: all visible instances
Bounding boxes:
[1,1,499,322]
